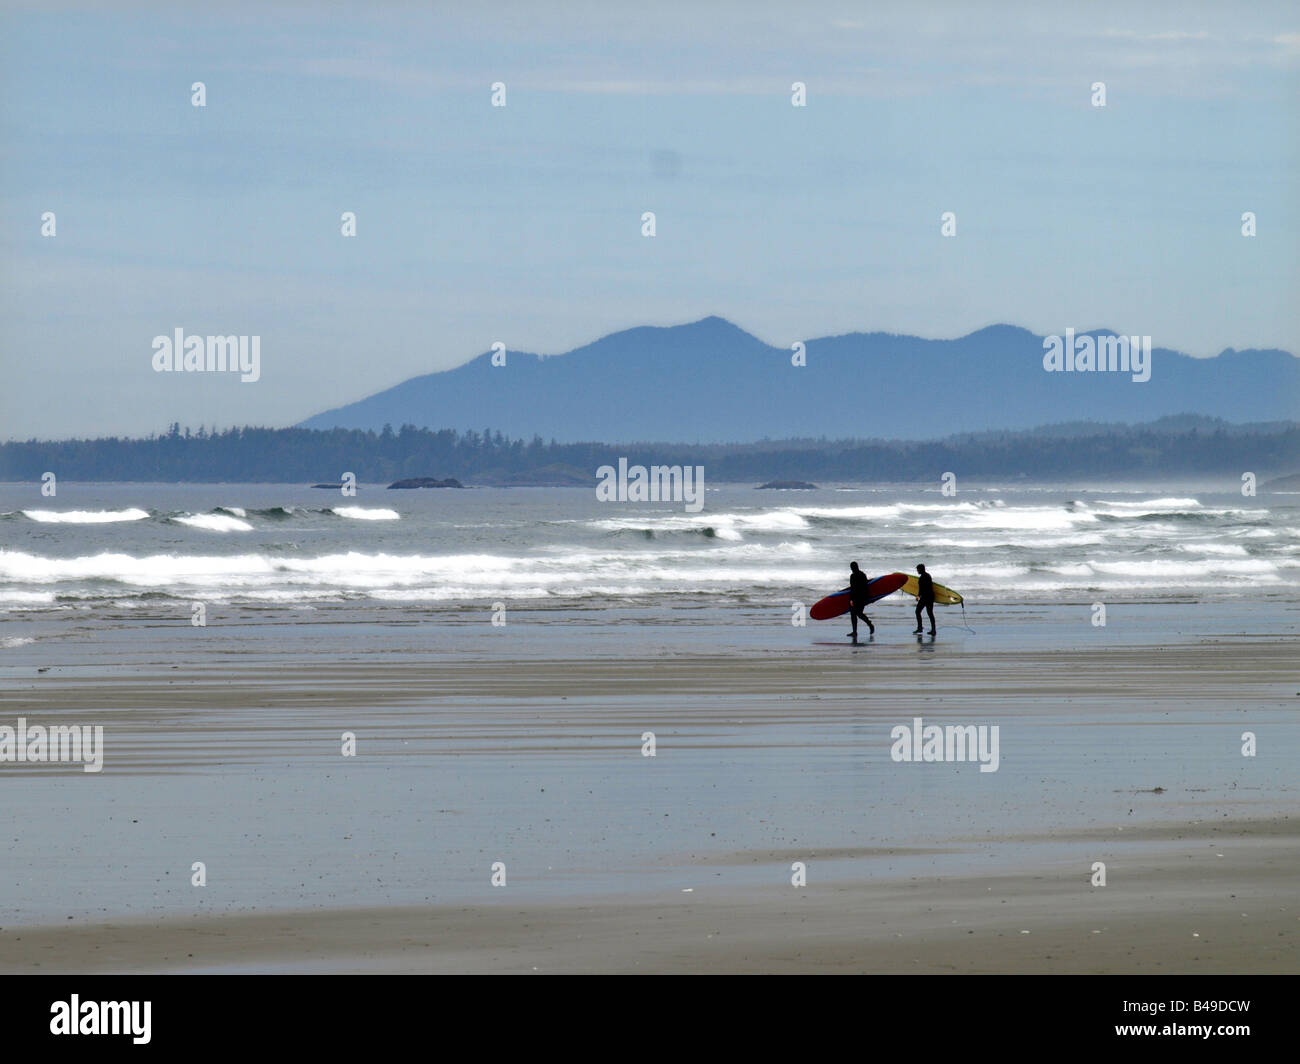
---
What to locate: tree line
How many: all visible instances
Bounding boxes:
[0,421,1295,483]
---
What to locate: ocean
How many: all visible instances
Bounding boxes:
[3,482,1295,625]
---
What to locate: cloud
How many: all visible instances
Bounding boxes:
[1104,29,1213,42]
[1273,31,1300,55]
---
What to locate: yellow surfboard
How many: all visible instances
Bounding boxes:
[894,573,963,605]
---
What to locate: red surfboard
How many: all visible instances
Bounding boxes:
[809,572,907,620]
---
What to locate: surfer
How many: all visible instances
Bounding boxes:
[847,561,875,641]
[913,563,936,635]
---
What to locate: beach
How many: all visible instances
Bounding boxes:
[2,603,1295,973]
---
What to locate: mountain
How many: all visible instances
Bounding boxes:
[298,318,1300,442]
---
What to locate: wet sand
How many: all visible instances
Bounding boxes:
[1,622,1296,972]
[5,814,1296,973]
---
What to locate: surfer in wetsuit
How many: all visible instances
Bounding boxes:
[913,563,936,636]
[847,561,875,641]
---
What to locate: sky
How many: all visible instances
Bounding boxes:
[1,0,1297,439]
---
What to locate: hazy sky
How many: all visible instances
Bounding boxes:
[2,0,1297,439]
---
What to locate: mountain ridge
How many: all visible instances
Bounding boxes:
[299,318,1299,442]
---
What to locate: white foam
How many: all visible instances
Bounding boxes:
[910,533,1108,549]
[369,586,556,601]
[0,589,57,603]
[1037,563,1097,577]
[331,506,400,521]
[175,513,254,532]
[776,541,815,555]
[795,504,905,519]
[917,507,1096,532]
[590,510,810,535]
[22,508,149,524]
[1089,558,1277,577]
[1092,497,1201,510]
[731,511,811,531]
[214,588,357,603]
[1177,543,1249,556]
[0,636,36,648]
[793,500,1102,533]
[0,550,277,586]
